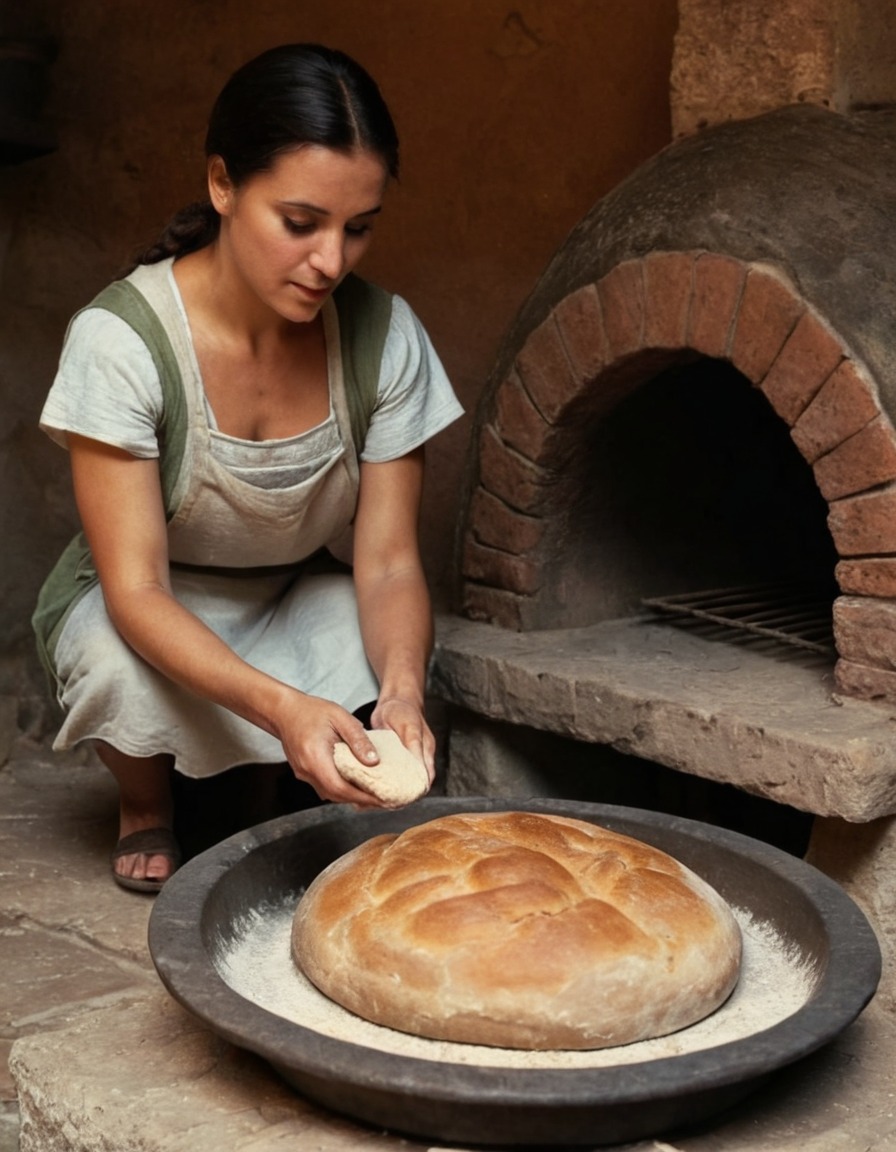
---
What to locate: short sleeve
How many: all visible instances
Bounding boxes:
[39,308,165,458]
[359,296,464,463]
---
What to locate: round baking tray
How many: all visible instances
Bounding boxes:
[148,797,881,1147]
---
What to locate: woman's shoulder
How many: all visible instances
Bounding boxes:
[63,305,158,372]
[42,302,165,458]
[47,288,166,440]
[67,259,175,344]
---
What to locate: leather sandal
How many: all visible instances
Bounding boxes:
[111,827,181,894]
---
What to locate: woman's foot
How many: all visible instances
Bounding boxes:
[110,826,181,892]
[96,743,178,891]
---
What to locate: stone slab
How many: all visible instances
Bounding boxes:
[431,614,896,821]
[9,985,896,1152]
[10,990,412,1152]
[0,913,153,1099]
[0,743,158,1110]
[0,1102,18,1152]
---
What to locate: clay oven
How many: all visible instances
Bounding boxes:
[432,105,896,828]
[457,104,896,705]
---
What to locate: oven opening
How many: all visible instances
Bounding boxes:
[548,355,839,656]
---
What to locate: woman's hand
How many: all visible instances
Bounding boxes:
[372,695,436,786]
[272,688,393,807]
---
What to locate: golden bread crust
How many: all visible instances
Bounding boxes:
[291,811,742,1050]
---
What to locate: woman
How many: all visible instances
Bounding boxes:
[33,44,462,893]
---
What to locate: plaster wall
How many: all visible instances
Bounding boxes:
[671,0,896,138]
[0,0,676,738]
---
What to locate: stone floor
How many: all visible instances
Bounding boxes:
[3,736,896,1151]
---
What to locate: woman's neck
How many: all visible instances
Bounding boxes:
[173,242,300,356]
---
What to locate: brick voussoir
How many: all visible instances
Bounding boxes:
[836,558,896,599]
[552,283,609,383]
[470,486,544,555]
[514,312,577,425]
[730,265,804,384]
[791,358,881,463]
[828,484,896,556]
[494,371,553,463]
[462,538,541,596]
[479,424,552,515]
[642,250,697,349]
[759,310,846,425]
[813,416,896,502]
[834,594,896,670]
[596,259,645,360]
[461,584,527,630]
[687,252,746,360]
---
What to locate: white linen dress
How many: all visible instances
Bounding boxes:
[37,259,462,778]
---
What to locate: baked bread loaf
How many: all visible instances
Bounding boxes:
[333,730,429,806]
[291,810,742,1050]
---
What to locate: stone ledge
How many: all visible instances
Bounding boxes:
[431,614,896,822]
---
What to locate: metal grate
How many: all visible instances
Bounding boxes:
[642,580,837,655]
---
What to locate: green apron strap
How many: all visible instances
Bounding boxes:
[333,273,393,453]
[88,279,188,515]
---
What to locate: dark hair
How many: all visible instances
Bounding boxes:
[132,43,399,268]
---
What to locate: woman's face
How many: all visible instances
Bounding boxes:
[209,144,388,323]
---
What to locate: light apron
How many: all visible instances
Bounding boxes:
[51,268,379,778]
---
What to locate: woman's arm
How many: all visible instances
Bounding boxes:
[68,433,382,803]
[352,446,437,779]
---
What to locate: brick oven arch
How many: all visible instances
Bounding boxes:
[460,250,896,700]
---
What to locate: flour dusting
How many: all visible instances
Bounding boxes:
[215,898,816,1068]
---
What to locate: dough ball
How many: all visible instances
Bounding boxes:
[333,729,429,806]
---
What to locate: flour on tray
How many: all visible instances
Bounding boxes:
[216,899,817,1069]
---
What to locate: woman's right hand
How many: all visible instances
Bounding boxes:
[272,688,387,806]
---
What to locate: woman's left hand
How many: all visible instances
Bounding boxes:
[371,695,436,785]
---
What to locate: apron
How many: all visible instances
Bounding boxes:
[130,260,361,567]
[49,264,380,777]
